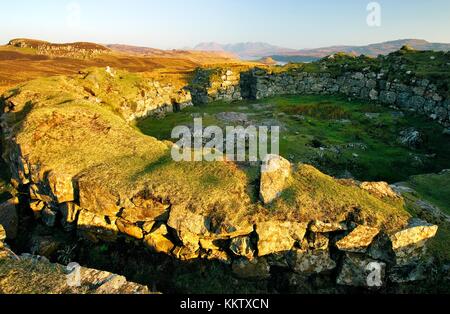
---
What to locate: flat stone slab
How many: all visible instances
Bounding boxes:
[336,225,380,253]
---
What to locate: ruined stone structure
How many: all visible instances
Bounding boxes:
[189,66,450,127]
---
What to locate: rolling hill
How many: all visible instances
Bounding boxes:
[193,39,450,62]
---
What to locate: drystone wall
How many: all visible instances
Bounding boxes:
[189,67,450,127]
[188,68,244,104]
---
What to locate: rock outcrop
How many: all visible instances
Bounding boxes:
[8,38,112,60]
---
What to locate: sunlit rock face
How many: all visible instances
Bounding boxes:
[389,218,438,266]
[259,154,292,205]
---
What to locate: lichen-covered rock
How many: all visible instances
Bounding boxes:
[199,237,222,251]
[398,128,424,148]
[144,224,175,254]
[389,218,438,266]
[121,198,170,223]
[116,218,144,239]
[260,154,291,204]
[336,225,380,253]
[230,236,254,259]
[232,257,270,280]
[360,182,399,199]
[47,171,75,203]
[167,205,210,236]
[0,198,18,240]
[337,253,386,287]
[389,261,431,283]
[177,229,201,252]
[310,220,348,233]
[287,249,336,274]
[172,246,199,261]
[78,180,120,217]
[203,250,231,264]
[256,221,307,256]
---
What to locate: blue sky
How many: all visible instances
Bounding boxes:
[1,0,450,49]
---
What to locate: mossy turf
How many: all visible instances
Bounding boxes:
[398,171,450,262]
[407,171,450,215]
[270,164,409,232]
[137,94,450,183]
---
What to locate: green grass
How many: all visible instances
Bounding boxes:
[407,171,450,215]
[137,94,450,183]
[395,49,450,95]
[400,170,450,262]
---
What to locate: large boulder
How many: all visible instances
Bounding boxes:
[256,221,307,256]
[389,218,438,266]
[0,198,19,240]
[78,180,121,217]
[260,154,291,204]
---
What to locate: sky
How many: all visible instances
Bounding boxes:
[1,0,450,50]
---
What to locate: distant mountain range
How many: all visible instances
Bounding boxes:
[193,39,450,62]
[192,42,297,60]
